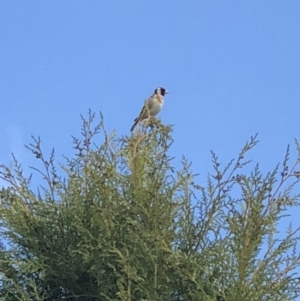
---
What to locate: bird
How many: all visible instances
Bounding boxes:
[130,87,168,132]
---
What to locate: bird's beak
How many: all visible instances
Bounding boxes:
[165,90,169,94]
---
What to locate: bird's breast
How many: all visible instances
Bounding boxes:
[149,97,163,116]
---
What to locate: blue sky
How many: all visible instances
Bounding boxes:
[1,0,300,291]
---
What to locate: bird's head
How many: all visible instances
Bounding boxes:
[155,87,168,97]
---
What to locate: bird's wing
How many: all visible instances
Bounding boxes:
[136,98,153,121]
[130,97,154,131]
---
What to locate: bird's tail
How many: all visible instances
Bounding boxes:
[130,118,139,132]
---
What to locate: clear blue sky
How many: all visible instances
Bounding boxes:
[1,0,300,291]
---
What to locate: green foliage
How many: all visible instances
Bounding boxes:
[1,111,300,300]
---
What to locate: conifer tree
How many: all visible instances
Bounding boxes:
[1,111,300,300]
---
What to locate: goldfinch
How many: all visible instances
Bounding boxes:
[130,87,168,131]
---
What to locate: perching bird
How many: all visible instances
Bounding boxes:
[130,87,168,131]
